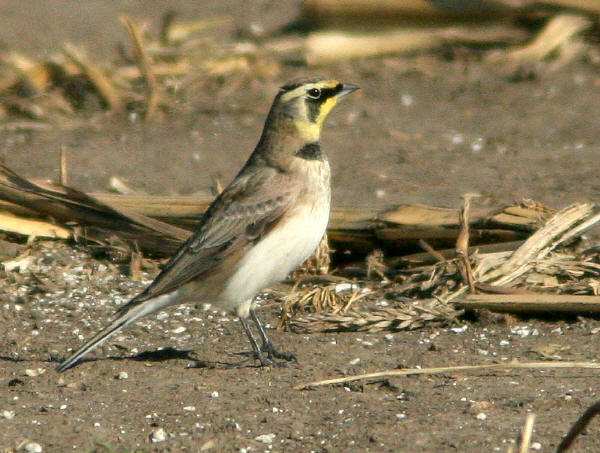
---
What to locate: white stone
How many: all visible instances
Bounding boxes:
[450,325,468,334]
[1,410,15,419]
[255,433,276,444]
[334,283,353,293]
[151,428,167,443]
[476,413,487,421]
[116,371,128,380]
[23,442,42,453]
[24,368,45,377]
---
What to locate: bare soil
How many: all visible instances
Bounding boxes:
[2,1,600,452]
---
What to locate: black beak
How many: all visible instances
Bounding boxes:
[337,83,360,98]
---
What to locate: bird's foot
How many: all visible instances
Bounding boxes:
[224,349,294,368]
[255,350,294,368]
[261,342,297,363]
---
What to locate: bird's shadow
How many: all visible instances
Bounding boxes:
[50,347,262,370]
[2,348,285,370]
[38,347,199,369]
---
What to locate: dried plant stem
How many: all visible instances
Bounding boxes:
[62,43,122,109]
[418,239,445,263]
[456,194,478,292]
[518,413,536,453]
[0,211,71,239]
[500,14,590,65]
[60,146,68,186]
[294,361,600,390]
[120,15,159,121]
[480,203,594,285]
[456,294,600,313]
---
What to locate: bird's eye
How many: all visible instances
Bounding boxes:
[307,88,321,99]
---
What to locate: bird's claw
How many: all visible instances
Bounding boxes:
[261,344,297,362]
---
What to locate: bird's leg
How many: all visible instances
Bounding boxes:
[250,308,297,362]
[238,316,274,366]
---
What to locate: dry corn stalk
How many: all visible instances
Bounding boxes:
[305,24,525,65]
[485,13,591,77]
[477,203,597,286]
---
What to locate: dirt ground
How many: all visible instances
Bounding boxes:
[2,1,600,452]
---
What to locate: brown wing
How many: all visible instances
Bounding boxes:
[117,166,297,313]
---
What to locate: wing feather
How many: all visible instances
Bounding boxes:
[117,166,296,313]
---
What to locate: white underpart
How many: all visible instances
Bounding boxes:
[223,202,329,317]
[223,190,330,317]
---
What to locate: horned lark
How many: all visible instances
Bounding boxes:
[57,77,358,371]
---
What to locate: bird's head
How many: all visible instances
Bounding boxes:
[269,78,359,142]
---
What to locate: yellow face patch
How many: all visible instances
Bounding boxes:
[295,119,321,142]
[315,96,337,127]
[275,79,347,141]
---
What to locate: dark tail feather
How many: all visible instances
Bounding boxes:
[56,316,130,372]
[57,292,177,372]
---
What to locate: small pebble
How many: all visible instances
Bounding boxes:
[156,312,169,321]
[384,334,394,342]
[210,391,220,398]
[450,325,468,334]
[348,358,361,366]
[255,433,276,444]
[151,428,167,443]
[471,137,484,153]
[511,326,531,338]
[451,133,464,145]
[530,442,542,450]
[395,413,407,420]
[1,410,15,419]
[116,371,128,380]
[24,368,45,377]
[476,413,487,421]
[335,283,353,293]
[172,326,186,334]
[23,442,42,453]
[183,406,196,412]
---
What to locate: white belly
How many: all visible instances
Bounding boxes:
[222,199,330,316]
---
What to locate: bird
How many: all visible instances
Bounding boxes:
[57,77,359,372]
